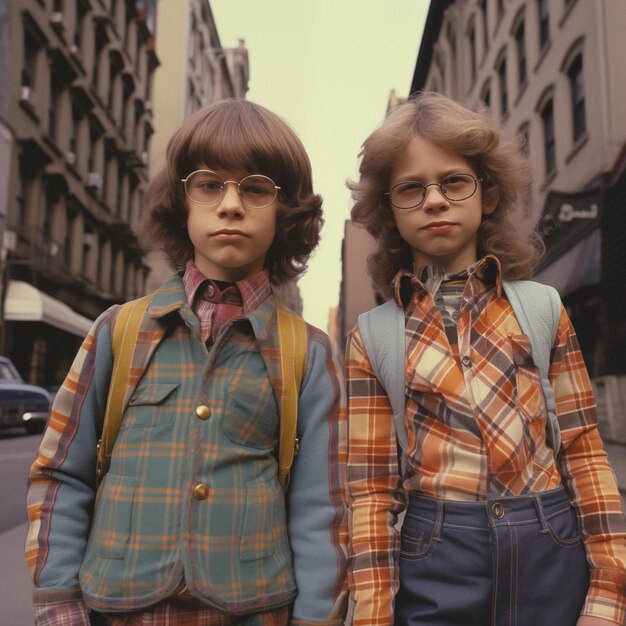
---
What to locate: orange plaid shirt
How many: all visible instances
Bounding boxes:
[346,257,626,625]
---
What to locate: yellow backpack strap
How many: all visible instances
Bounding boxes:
[276,301,308,493]
[96,295,151,488]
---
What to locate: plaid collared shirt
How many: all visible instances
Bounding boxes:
[182,261,272,345]
[346,256,626,625]
[27,274,347,626]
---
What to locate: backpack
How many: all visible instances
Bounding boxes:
[357,280,562,473]
[96,296,307,493]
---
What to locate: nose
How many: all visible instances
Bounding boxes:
[421,183,449,212]
[217,181,244,217]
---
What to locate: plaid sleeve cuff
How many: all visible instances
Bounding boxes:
[581,568,626,625]
[35,601,90,626]
[291,618,343,626]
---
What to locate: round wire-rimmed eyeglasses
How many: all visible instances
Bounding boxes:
[181,170,281,209]
[385,173,483,210]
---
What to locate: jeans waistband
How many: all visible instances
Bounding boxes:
[405,486,572,528]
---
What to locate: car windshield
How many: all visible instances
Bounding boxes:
[0,363,18,381]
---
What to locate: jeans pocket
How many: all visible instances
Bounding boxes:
[544,505,582,547]
[400,514,438,561]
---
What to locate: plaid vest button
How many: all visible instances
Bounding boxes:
[195,405,211,420]
[193,483,209,500]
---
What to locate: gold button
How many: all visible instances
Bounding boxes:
[195,405,211,420]
[492,502,505,519]
[193,483,208,500]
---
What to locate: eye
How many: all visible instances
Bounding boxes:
[394,181,424,195]
[198,180,222,191]
[442,174,471,186]
[242,184,267,196]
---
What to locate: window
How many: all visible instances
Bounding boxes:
[468,24,477,83]
[92,23,109,89]
[497,55,508,117]
[48,74,62,142]
[480,0,489,51]
[65,207,77,267]
[481,80,491,109]
[22,29,40,88]
[538,0,550,49]
[541,99,556,175]
[568,54,586,141]
[82,223,95,278]
[16,172,28,227]
[436,53,446,92]
[68,101,79,163]
[74,0,89,53]
[515,20,527,87]
[108,52,123,113]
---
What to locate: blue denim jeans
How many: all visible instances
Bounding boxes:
[394,487,589,626]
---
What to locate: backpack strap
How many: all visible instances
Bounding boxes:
[96,295,152,488]
[502,280,562,452]
[95,295,307,494]
[276,301,308,493]
[357,299,407,470]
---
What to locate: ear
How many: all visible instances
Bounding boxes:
[482,186,499,215]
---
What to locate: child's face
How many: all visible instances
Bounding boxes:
[184,167,278,281]
[389,135,496,274]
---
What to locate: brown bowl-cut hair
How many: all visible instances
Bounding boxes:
[139,99,323,284]
[348,91,543,298]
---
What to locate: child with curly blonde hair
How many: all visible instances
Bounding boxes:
[346,91,625,626]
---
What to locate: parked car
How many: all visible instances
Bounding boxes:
[0,356,51,434]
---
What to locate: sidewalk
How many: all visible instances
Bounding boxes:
[0,521,35,626]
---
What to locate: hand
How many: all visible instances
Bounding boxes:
[577,616,620,626]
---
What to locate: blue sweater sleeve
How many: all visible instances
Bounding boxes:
[26,308,115,605]
[288,328,348,624]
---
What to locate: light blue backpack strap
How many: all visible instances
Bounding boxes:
[357,299,408,456]
[503,279,562,453]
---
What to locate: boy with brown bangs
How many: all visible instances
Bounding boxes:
[26,100,347,626]
[345,91,626,626]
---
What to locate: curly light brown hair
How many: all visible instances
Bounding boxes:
[348,91,543,298]
[140,99,323,284]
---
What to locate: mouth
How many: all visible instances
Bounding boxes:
[211,229,249,238]
[421,221,456,232]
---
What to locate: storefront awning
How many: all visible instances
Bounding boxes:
[533,229,601,298]
[4,280,93,337]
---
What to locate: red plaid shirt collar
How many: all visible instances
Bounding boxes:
[392,254,504,307]
[181,260,271,313]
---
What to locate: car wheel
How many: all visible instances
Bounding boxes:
[25,421,45,435]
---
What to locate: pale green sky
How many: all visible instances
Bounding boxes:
[211,0,429,331]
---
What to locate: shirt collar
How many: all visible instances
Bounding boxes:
[182,260,271,314]
[392,255,503,306]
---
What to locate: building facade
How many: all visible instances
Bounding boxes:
[145,0,250,293]
[0,0,158,386]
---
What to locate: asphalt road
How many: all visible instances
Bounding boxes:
[0,428,41,533]
[0,428,41,626]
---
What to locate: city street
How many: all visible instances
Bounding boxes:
[0,428,41,626]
